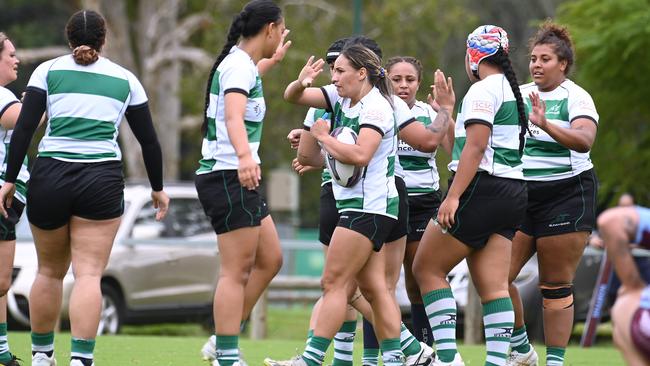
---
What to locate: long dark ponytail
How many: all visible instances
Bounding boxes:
[201,0,282,135]
[484,49,529,154]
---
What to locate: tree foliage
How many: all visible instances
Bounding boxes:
[6,0,637,224]
[558,0,650,206]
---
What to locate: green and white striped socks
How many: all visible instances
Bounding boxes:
[546,346,565,366]
[31,331,54,356]
[302,336,331,366]
[483,298,514,366]
[0,323,11,363]
[423,288,458,362]
[215,335,239,366]
[362,347,379,366]
[400,322,422,357]
[332,320,356,366]
[71,338,95,365]
[381,338,404,366]
[510,325,531,354]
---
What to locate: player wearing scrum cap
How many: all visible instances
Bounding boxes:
[413,25,528,366]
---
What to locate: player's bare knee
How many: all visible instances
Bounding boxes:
[259,252,283,277]
[320,271,347,293]
[412,261,445,288]
[357,281,382,304]
[540,283,574,309]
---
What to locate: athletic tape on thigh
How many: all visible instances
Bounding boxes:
[540,284,574,309]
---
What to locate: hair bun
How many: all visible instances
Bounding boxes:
[240,10,250,22]
[72,45,99,65]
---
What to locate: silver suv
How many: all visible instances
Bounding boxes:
[8,183,219,335]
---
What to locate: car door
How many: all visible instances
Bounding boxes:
[117,197,218,309]
[155,197,218,305]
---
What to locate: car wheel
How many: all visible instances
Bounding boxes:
[98,283,124,335]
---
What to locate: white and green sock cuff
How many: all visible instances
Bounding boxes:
[71,338,95,360]
[303,335,331,366]
[483,298,514,366]
[510,325,531,353]
[332,321,356,366]
[381,338,404,366]
[546,346,566,366]
[31,331,55,354]
[362,348,379,366]
[423,288,458,362]
[215,335,239,366]
[0,322,9,358]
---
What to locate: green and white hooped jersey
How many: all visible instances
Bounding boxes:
[303,107,332,186]
[520,79,599,181]
[306,95,414,186]
[397,100,440,194]
[391,96,415,180]
[0,87,29,203]
[197,46,265,174]
[449,73,524,179]
[322,84,399,219]
[28,55,148,162]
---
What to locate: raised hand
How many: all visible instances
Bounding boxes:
[299,56,325,88]
[528,92,548,129]
[271,29,292,64]
[431,69,455,111]
[427,92,441,112]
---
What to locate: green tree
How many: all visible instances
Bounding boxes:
[558,0,650,206]
[183,0,472,227]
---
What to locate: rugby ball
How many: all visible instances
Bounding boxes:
[326,126,365,187]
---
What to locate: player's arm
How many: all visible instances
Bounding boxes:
[284,56,328,109]
[600,207,646,291]
[312,120,381,167]
[528,92,596,153]
[0,102,21,129]
[399,107,452,153]
[257,29,291,76]
[298,127,325,167]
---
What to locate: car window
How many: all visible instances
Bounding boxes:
[130,198,212,239]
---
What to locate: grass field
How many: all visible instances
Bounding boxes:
[5,307,626,365]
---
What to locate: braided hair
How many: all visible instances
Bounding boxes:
[66,10,106,65]
[201,0,282,135]
[385,56,423,82]
[483,49,529,154]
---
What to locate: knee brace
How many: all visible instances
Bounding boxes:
[540,284,574,310]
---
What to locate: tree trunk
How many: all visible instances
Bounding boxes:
[137,0,182,180]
